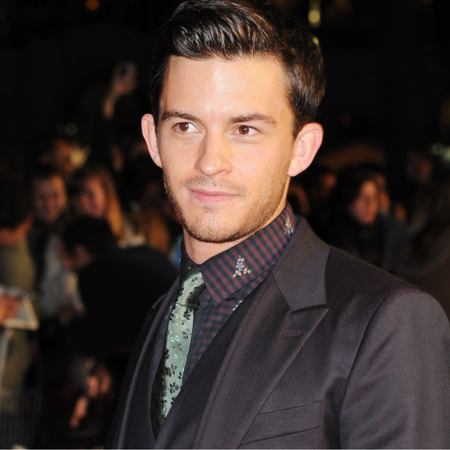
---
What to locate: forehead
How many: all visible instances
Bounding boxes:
[160,56,291,120]
[359,180,378,193]
[34,175,64,190]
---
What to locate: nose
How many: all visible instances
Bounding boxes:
[195,134,232,177]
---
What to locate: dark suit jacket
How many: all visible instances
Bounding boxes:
[107,219,450,448]
[69,245,178,358]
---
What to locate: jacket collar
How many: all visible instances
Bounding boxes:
[273,216,329,311]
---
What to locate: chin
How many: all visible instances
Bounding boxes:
[182,215,240,244]
[185,226,248,244]
[182,209,272,244]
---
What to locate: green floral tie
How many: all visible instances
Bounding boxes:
[151,266,205,435]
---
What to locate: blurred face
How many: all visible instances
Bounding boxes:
[51,139,75,179]
[349,180,379,225]
[33,176,67,225]
[73,178,107,218]
[145,56,314,247]
[407,151,433,185]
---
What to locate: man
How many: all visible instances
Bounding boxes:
[31,164,68,229]
[0,178,35,444]
[107,0,450,448]
[34,216,178,448]
[0,178,35,293]
[60,216,178,358]
[28,164,69,296]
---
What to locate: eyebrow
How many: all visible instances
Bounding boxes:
[160,110,199,123]
[227,113,277,126]
[160,110,277,127]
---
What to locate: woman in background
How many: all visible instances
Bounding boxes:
[322,167,408,274]
[70,164,144,247]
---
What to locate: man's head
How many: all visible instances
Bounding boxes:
[31,164,68,225]
[29,130,75,181]
[0,178,33,248]
[60,216,116,272]
[142,0,325,261]
[149,0,325,136]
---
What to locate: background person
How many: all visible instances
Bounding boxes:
[322,167,408,274]
[28,164,76,314]
[70,163,145,247]
[35,216,177,447]
[0,178,37,448]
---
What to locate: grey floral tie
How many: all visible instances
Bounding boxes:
[151,266,205,435]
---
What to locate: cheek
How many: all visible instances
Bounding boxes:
[350,200,363,216]
[249,156,290,189]
[160,145,194,175]
[57,194,67,209]
[34,197,45,211]
[93,191,107,215]
[47,194,59,207]
[160,150,197,193]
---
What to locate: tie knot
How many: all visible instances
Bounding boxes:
[177,266,205,308]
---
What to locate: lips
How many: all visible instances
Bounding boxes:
[190,188,238,203]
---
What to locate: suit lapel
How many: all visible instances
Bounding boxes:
[195,274,328,448]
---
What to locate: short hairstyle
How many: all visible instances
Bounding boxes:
[149,0,325,137]
[62,216,116,258]
[0,178,31,229]
[30,163,65,187]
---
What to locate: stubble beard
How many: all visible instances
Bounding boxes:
[163,170,290,244]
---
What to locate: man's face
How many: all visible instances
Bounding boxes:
[32,176,67,225]
[148,56,301,244]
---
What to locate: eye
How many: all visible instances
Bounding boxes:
[237,125,257,136]
[175,122,194,133]
[238,125,250,135]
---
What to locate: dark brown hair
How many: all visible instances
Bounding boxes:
[149,0,325,137]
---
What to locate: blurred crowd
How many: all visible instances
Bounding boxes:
[1,61,450,448]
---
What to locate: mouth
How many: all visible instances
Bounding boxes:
[190,188,239,204]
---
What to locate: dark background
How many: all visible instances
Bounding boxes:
[1,0,450,182]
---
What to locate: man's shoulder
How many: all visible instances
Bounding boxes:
[324,245,444,322]
[326,245,410,294]
[284,218,443,320]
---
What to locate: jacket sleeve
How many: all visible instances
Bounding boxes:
[339,288,450,448]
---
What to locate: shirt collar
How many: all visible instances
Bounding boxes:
[180,203,298,305]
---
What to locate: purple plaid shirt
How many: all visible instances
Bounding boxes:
[153,204,298,383]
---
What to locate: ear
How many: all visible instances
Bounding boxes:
[288,123,323,177]
[141,113,162,168]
